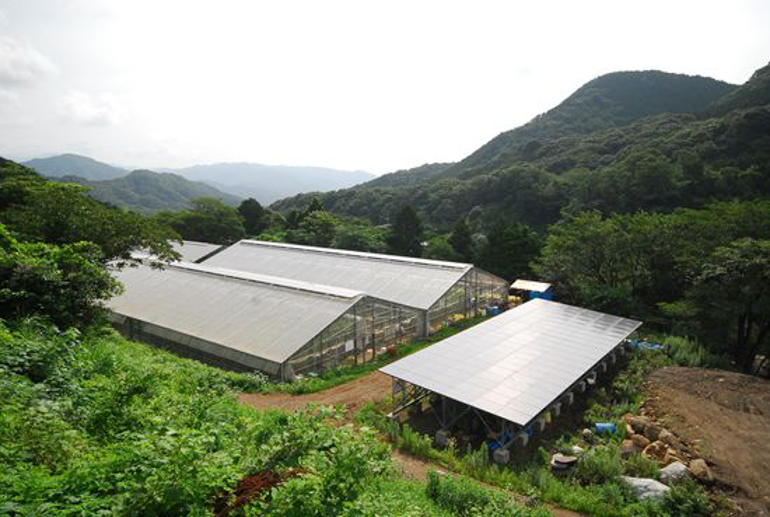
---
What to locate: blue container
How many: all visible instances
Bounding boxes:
[594,423,617,434]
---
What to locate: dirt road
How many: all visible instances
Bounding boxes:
[646,367,770,515]
[239,371,392,415]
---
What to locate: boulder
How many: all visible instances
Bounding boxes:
[625,423,635,436]
[581,428,595,443]
[689,458,714,482]
[658,428,677,447]
[570,445,584,457]
[644,423,663,442]
[631,433,651,449]
[628,416,650,434]
[621,439,638,459]
[621,476,671,501]
[643,440,668,462]
[660,461,690,485]
[663,448,683,466]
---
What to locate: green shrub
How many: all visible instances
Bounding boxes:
[664,335,733,370]
[660,478,713,517]
[624,453,660,479]
[571,447,624,485]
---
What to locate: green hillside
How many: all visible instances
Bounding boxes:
[59,170,241,212]
[272,66,767,230]
[24,153,128,180]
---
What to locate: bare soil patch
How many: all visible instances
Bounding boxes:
[239,370,391,415]
[645,367,770,515]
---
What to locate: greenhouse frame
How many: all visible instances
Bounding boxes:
[201,240,510,336]
[108,261,421,380]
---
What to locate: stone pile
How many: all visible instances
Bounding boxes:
[621,414,714,482]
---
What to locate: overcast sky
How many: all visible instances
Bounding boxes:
[0,0,768,174]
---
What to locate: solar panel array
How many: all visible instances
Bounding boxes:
[381,299,641,426]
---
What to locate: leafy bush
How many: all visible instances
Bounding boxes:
[0,321,393,516]
[660,479,712,517]
[426,471,549,517]
[624,453,660,479]
[664,335,733,370]
[571,447,624,485]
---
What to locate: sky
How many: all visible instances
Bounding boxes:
[0,0,769,175]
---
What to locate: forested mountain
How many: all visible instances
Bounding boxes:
[166,162,375,204]
[57,170,241,212]
[360,162,454,188]
[272,64,768,230]
[709,61,770,115]
[438,70,736,180]
[24,153,128,180]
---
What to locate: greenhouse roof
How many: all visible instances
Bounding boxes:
[108,262,362,363]
[172,240,223,263]
[381,299,641,427]
[202,240,477,310]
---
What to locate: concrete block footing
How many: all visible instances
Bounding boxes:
[564,392,575,405]
[577,381,587,393]
[514,432,529,447]
[551,402,562,417]
[600,361,608,373]
[493,448,510,465]
[536,417,547,432]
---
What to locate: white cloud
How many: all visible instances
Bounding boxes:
[0,8,8,27]
[0,36,56,86]
[0,88,20,109]
[57,90,127,126]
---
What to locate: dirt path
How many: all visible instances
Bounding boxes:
[646,367,770,515]
[239,371,391,415]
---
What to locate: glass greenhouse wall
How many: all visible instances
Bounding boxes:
[427,268,509,333]
[286,298,421,377]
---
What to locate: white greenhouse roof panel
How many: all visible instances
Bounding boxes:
[202,240,478,310]
[108,262,361,364]
[380,299,641,427]
[172,240,223,263]
[511,279,552,292]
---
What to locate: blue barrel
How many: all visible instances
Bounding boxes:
[595,423,617,434]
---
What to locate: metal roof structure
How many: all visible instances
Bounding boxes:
[381,299,641,427]
[172,240,223,263]
[108,261,363,366]
[511,279,552,293]
[202,240,476,310]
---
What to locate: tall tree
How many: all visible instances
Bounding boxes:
[238,198,267,236]
[387,206,424,257]
[478,222,541,283]
[449,218,474,262]
[157,198,246,245]
[683,238,770,373]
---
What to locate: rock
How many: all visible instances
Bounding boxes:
[644,423,663,442]
[658,429,677,447]
[643,440,668,462]
[660,461,690,485]
[582,428,595,442]
[628,416,650,434]
[570,445,584,457]
[663,448,683,465]
[689,458,714,482]
[621,476,671,501]
[551,453,579,468]
[631,433,651,449]
[621,439,638,459]
[626,423,635,436]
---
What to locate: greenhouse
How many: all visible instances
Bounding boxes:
[201,240,509,335]
[107,261,420,379]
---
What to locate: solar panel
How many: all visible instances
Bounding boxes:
[380,299,641,427]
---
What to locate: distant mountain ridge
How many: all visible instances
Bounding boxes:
[56,170,241,212]
[164,162,375,204]
[24,153,127,180]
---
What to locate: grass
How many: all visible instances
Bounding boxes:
[262,314,492,395]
